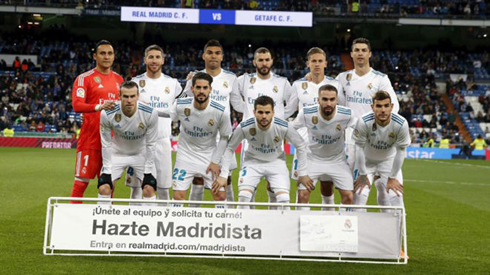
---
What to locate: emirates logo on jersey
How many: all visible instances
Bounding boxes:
[139,80,146,88]
[223,81,228,88]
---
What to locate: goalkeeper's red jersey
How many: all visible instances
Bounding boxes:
[72,68,123,150]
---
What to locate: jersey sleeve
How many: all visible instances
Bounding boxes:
[144,110,159,174]
[352,119,369,147]
[236,75,246,98]
[72,75,97,113]
[183,79,192,97]
[211,111,233,164]
[396,120,411,149]
[284,83,299,119]
[219,126,245,178]
[230,79,245,113]
[380,75,399,114]
[174,79,184,98]
[286,126,308,177]
[100,111,113,174]
[335,74,346,106]
[290,109,305,130]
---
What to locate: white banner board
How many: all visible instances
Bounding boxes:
[45,200,406,263]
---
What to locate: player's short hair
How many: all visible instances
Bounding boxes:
[93,40,113,54]
[372,90,391,103]
[351,37,371,51]
[318,84,338,95]
[204,39,223,52]
[192,72,213,87]
[254,95,274,110]
[144,44,164,56]
[254,47,272,59]
[307,47,326,60]
[120,81,139,94]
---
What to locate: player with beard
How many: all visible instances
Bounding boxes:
[235,47,294,208]
[124,45,184,203]
[183,40,243,208]
[290,84,354,210]
[215,96,311,210]
[171,72,232,206]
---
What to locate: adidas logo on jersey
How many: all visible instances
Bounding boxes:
[312,126,318,130]
[303,90,308,94]
[98,84,104,88]
[251,137,257,141]
[115,124,121,129]
[248,85,254,89]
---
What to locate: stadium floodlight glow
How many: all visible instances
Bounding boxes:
[120,7,313,28]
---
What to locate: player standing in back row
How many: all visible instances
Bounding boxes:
[70,40,123,203]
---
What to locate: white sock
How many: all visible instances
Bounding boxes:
[226,182,235,208]
[189,184,204,208]
[238,191,252,209]
[142,195,156,206]
[268,190,277,210]
[321,195,335,211]
[157,188,170,200]
[275,193,290,210]
[353,186,370,212]
[98,194,111,205]
[129,187,142,206]
[296,190,310,211]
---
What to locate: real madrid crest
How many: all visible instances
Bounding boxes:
[139,122,145,130]
[367,83,373,89]
[223,81,228,88]
[208,119,214,126]
[354,128,360,137]
[184,108,191,117]
[273,86,278,93]
[346,73,352,81]
[302,82,308,90]
[94,76,102,83]
[250,77,256,84]
[165,87,170,94]
[336,124,341,131]
[274,136,280,143]
[115,114,121,122]
[249,128,256,136]
[139,80,146,88]
[312,116,318,125]
[389,132,396,139]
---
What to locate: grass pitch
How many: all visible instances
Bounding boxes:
[1,147,489,274]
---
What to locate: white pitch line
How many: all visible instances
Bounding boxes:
[416,159,490,169]
[405,179,489,186]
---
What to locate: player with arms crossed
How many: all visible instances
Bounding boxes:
[172,72,232,207]
[70,40,123,203]
[98,81,159,204]
[285,47,340,207]
[336,37,399,209]
[235,47,294,206]
[183,40,243,207]
[291,84,354,210]
[125,44,183,202]
[352,91,410,212]
[215,96,312,210]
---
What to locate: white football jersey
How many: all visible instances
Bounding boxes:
[132,72,182,139]
[183,69,244,113]
[100,102,159,174]
[236,72,293,120]
[171,98,232,165]
[336,68,399,120]
[291,105,355,162]
[285,76,340,118]
[220,117,307,178]
[352,112,411,162]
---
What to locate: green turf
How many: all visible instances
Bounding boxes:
[1,147,489,273]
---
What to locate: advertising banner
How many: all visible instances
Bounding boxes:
[0,137,77,149]
[45,202,404,261]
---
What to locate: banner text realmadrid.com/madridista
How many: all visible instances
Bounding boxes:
[120,7,313,27]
